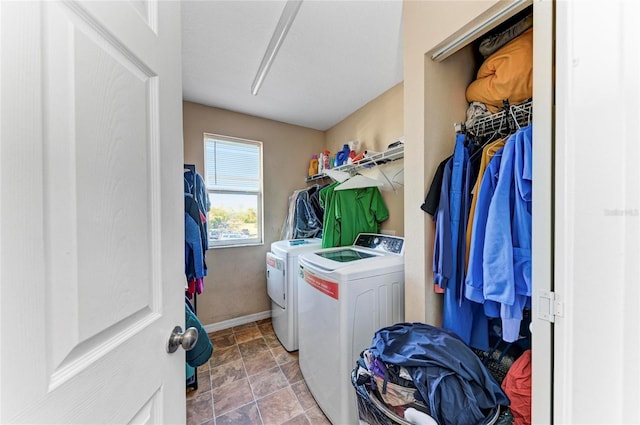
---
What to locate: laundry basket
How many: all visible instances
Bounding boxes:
[351,364,503,425]
[352,366,412,425]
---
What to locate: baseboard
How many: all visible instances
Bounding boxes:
[203,310,271,334]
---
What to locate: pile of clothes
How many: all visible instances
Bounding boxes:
[354,323,513,425]
[466,14,533,117]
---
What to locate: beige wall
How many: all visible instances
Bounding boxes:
[183,101,325,325]
[325,82,405,236]
[402,0,517,324]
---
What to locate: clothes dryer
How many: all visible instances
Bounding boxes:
[266,238,322,352]
[297,234,405,425]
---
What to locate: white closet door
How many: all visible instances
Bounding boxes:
[0,1,185,423]
[555,0,640,423]
[531,1,554,423]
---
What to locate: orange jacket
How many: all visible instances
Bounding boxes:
[466,28,533,113]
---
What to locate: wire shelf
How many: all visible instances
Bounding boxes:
[458,100,533,138]
[306,144,404,183]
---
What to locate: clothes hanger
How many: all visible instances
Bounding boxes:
[324,168,350,183]
[468,112,507,163]
[334,173,384,191]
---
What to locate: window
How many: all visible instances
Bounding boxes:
[204,134,263,247]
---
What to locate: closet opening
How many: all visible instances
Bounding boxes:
[419,5,536,424]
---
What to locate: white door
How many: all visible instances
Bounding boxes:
[0,1,185,423]
[554,1,640,423]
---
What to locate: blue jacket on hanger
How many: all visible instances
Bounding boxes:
[442,134,488,350]
[483,125,533,342]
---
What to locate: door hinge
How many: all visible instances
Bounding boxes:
[537,291,563,323]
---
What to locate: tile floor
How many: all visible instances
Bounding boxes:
[186,318,332,425]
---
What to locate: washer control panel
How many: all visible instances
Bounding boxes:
[353,233,405,255]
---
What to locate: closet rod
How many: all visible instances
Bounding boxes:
[429,0,532,62]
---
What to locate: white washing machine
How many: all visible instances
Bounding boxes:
[266,238,322,352]
[297,233,405,425]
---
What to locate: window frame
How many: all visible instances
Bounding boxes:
[203,133,264,248]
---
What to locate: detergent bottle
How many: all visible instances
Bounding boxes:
[335,144,350,167]
[308,154,318,176]
[322,150,330,171]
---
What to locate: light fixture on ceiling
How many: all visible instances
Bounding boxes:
[251,0,303,96]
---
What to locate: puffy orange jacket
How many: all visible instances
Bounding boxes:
[466,28,533,113]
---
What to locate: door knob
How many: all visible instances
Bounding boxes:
[167,326,199,353]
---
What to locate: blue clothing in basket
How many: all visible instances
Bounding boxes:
[370,322,509,425]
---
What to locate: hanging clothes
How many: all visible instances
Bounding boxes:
[319,181,341,248]
[293,185,323,239]
[281,185,325,240]
[465,138,506,267]
[433,157,453,290]
[434,133,488,350]
[464,124,532,343]
[465,145,506,320]
[183,166,211,389]
[185,212,205,281]
[332,186,389,247]
[282,188,305,240]
[421,155,452,216]
[482,124,533,342]
[184,167,209,297]
[184,169,211,229]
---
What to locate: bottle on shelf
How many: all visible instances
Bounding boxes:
[322,150,331,171]
[309,154,318,176]
[347,149,356,164]
[335,144,350,167]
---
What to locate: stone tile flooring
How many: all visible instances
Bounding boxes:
[186,318,332,425]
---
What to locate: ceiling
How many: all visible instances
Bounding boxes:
[181,0,404,131]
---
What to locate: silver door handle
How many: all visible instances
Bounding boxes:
[167,326,199,353]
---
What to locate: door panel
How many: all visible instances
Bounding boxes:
[0,1,184,423]
[555,1,640,423]
[44,1,160,376]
